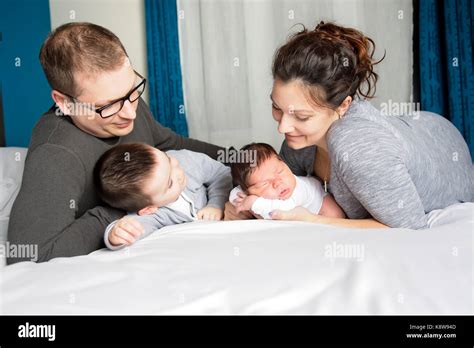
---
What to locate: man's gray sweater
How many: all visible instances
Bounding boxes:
[7,99,224,264]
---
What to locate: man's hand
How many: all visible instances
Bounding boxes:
[109,216,145,247]
[197,206,223,220]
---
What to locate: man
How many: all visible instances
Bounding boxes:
[7,22,224,264]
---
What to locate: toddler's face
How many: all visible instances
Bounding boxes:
[141,149,187,208]
[246,155,296,200]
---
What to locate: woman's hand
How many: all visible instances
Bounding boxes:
[271,206,389,229]
[224,201,255,220]
[270,206,320,222]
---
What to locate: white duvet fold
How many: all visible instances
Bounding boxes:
[0,203,472,314]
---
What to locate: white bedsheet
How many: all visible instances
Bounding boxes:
[0,203,472,315]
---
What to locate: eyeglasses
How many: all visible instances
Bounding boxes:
[61,70,147,119]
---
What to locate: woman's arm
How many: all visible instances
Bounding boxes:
[270,207,388,228]
[315,215,388,228]
[327,117,430,229]
[319,194,346,219]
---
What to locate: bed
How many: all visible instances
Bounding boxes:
[0,147,472,314]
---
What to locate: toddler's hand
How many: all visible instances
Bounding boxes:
[197,206,224,221]
[109,216,145,247]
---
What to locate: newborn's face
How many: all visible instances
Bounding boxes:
[246,156,296,200]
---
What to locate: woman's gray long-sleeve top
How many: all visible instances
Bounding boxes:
[280,100,473,229]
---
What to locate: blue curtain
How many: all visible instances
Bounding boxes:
[145,0,189,136]
[0,0,52,147]
[419,0,474,156]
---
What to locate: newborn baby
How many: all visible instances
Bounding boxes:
[229,143,345,219]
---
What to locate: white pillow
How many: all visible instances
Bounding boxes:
[0,147,28,239]
[0,147,28,218]
[0,147,27,268]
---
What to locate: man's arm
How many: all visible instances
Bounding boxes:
[7,144,125,264]
[140,99,224,160]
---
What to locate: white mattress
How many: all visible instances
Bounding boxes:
[0,202,472,315]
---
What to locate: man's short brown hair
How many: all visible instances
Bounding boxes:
[94,143,157,212]
[230,143,281,192]
[39,22,128,96]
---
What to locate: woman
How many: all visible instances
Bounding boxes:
[225,21,473,229]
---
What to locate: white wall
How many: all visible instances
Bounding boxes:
[178,0,414,149]
[49,0,414,150]
[49,0,149,103]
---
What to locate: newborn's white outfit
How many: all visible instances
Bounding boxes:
[229,175,327,219]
